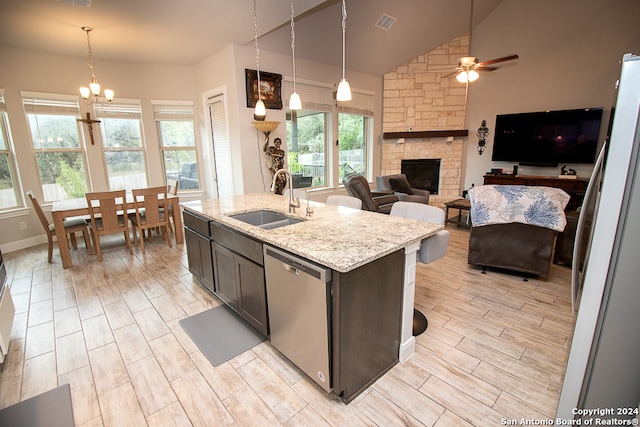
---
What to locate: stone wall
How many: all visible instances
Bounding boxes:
[381,35,469,207]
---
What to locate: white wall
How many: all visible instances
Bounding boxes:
[462,0,640,189]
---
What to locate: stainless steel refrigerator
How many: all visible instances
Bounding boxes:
[557,53,640,420]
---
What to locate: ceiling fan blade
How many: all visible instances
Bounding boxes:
[476,54,519,67]
[477,66,497,72]
[443,69,461,78]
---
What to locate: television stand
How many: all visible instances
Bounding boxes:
[483,174,588,212]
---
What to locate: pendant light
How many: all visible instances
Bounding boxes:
[289,0,302,110]
[336,0,351,102]
[79,27,114,105]
[253,0,267,119]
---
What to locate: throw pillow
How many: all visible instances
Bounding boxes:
[389,177,413,195]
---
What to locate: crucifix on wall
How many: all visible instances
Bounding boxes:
[77,112,101,145]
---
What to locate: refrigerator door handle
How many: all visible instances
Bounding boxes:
[571,139,607,312]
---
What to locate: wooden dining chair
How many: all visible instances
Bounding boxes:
[27,191,93,263]
[165,179,178,233]
[85,190,133,262]
[129,186,173,254]
[167,179,178,197]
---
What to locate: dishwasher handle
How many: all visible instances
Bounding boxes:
[264,246,331,283]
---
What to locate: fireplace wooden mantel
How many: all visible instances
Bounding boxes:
[382,129,468,140]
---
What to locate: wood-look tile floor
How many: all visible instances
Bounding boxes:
[0,227,575,426]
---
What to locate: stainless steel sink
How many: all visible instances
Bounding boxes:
[228,210,305,229]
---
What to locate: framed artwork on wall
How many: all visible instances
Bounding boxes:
[245,69,283,110]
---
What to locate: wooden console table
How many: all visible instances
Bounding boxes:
[483,174,588,211]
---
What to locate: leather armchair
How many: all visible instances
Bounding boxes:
[376,174,430,204]
[342,173,398,214]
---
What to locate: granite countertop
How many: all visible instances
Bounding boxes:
[181,193,443,273]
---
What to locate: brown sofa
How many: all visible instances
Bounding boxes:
[468,222,557,278]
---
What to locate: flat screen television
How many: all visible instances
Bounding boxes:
[491,107,603,166]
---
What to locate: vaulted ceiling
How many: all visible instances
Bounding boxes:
[0,0,504,76]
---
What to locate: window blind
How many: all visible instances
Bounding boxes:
[151,101,194,121]
[95,99,142,119]
[21,92,80,116]
[283,80,334,112]
[207,94,234,198]
[339,90,374,117]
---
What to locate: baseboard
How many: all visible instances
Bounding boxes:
[0,235,47,254]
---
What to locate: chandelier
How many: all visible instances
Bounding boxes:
[79,27,114,105]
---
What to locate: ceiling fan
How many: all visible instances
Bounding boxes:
[448,0,519,84]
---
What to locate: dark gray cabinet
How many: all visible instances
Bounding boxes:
[184,211,214,292]
[211,223,268,336]
[235,254,267,335]
[211,242,238,309]
[332,249,405,403]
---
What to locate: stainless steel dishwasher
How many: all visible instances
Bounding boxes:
[263,245,332,393]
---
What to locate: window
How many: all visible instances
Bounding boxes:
[338,91,374,181]
[286,110,328,187]
[0,91,20,210]
[153,101,199,191]
[22,92,89,202]
[96,100,148,191]
[338,113,370,180]
[284,81,333,188]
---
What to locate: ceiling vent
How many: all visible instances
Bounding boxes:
[57,0,93,7]
[375,14,397,31]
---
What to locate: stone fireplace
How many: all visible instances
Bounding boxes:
[380,140,463,206]
[380,35,469,207]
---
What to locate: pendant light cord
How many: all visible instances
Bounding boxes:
[84,27,97,81]
[468,0,474,53]
[341,0,347,80]
[253,0,261,102]
[290,0,297,93]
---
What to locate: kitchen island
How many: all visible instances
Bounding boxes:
[181,193,442,402]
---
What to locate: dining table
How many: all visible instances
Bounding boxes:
[51,193,184,268]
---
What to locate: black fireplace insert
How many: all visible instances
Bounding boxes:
[401,159,440,195]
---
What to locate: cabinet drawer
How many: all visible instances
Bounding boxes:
[183,210,210,237]
[210,222,263,266]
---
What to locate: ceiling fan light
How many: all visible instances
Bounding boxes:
[456,70,479,83]
[336,78,352,101]
[289,92,302,110]
[456,71,469,83]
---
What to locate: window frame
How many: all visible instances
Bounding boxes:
[286,109,329,188]
[284,79,375,188]
[95,99,149,191]
[152,100,200,191]
[0,90,21,211]
[21,91,90,202]
[337,111,372,182]
[283,79,334,189]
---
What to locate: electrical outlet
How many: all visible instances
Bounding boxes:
[20,221,27,230]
